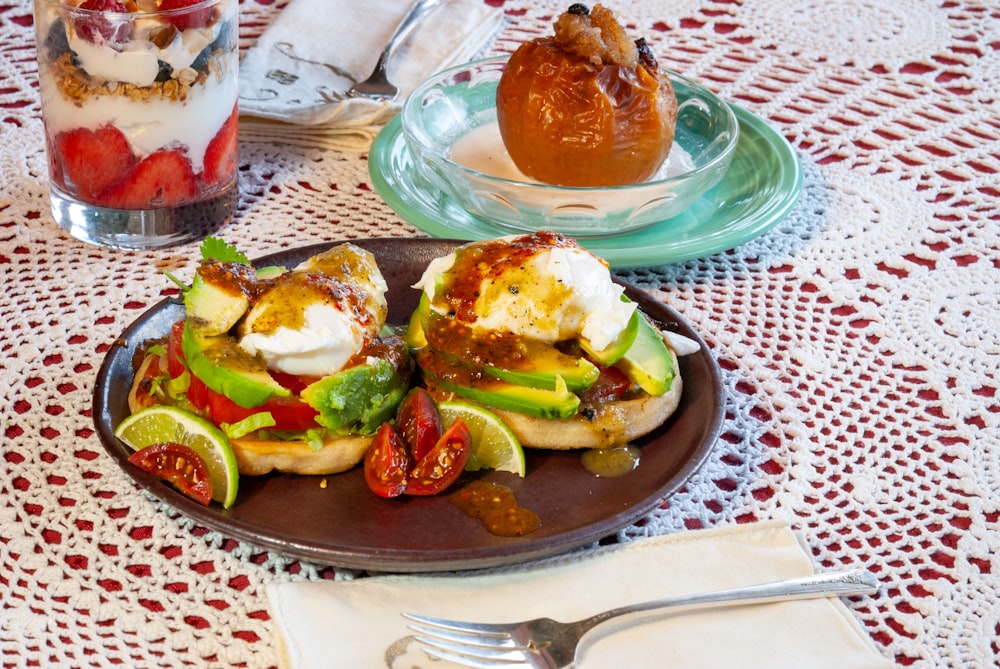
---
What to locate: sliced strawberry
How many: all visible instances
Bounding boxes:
[76,0,130,47]
[99,149,199,209]
[159,0,213,31]
[55,125,135,200]
[201,105,238,188]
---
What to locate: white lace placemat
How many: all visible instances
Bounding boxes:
[1,0,998,667]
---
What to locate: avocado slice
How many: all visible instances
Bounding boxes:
[301,360,409,435]
[615,313,675,396]
[184,271,250,336]
[417,298,600,392]
[417,349,580,420]
[578,308,639,366]
[181,323,290,408]
[435,375,579,420]
[482,353,598,393]
[405,300,428,350]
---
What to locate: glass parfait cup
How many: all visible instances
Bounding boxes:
[34,0,239,249]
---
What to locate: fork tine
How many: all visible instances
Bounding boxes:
[403,612,514,639]
[407,622,521,649]
[420,644,534,668]
[415,635,530,665]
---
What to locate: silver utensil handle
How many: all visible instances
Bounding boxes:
[372,0,445,71]
[587,569,879,629]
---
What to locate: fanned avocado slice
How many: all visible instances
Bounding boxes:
[181,323,290,409]
[615,313,675,395]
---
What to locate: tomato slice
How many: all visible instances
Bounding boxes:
[127,442,214,506]
[395,387,442,462]
[269,370,321,394]
[578,364,632,403]
[187,372,210,412]
[364,423,412,498]
[166,320,187,379]
[204,385,320,432]
[406,418,472,496]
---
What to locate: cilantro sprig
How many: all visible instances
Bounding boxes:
[200,236,250,264]
[165,236,250,292]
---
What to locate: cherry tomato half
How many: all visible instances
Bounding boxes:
[127,441,214,506]
[406,418,472,496]
[395,387,442,462]
[364,422,412,498]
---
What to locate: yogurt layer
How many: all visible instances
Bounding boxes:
[39,68,236,173]
[36,0,237,173]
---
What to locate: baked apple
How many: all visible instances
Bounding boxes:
[496,3,678,187]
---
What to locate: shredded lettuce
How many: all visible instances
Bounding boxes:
[306,429,326,451]
[223,412,276,440]
[165,368,190,399]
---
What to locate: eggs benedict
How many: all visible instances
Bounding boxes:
[406,232,695,450]
[129,241,412,476]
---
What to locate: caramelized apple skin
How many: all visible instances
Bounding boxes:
[497,39,678,187]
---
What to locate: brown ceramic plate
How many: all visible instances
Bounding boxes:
[94,238,724,572]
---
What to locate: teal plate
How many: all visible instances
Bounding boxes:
[370,105,802,269]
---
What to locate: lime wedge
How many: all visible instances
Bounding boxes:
[437,401,525,477]
[115,405,239,508]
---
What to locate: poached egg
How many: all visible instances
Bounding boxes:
[238,244,388,376]
[414,233,635,350]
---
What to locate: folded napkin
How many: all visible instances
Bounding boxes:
[238,0,503,150]
[266,521,893,669]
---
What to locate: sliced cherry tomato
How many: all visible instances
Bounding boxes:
[364,423,412,498]
[578,364,632,403]
[204,385,320,432]
[406,418,471,496]
[127,442,213,506]
[395,387,442,462]
[166,320,187,379]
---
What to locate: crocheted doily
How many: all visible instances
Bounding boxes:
[1,0,997,667]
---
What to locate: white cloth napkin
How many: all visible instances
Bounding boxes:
[266,521,894,668]
[238,0,503,151]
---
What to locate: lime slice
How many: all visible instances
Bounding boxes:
[115,405,239,508]
[437,401,525,477]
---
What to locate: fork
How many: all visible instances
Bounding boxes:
[347,0,445,99]
[404,569,879,668]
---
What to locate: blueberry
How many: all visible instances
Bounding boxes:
[210,20,232,52]
[191,46,210,73]
[44,18,70,62]
[155,60,173,83]
[567,3,590,16]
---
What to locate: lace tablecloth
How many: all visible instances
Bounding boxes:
[1,0,998,667]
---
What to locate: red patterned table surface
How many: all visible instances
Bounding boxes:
[2,0,998,667]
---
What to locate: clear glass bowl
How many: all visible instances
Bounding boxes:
[401,56,740,237]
